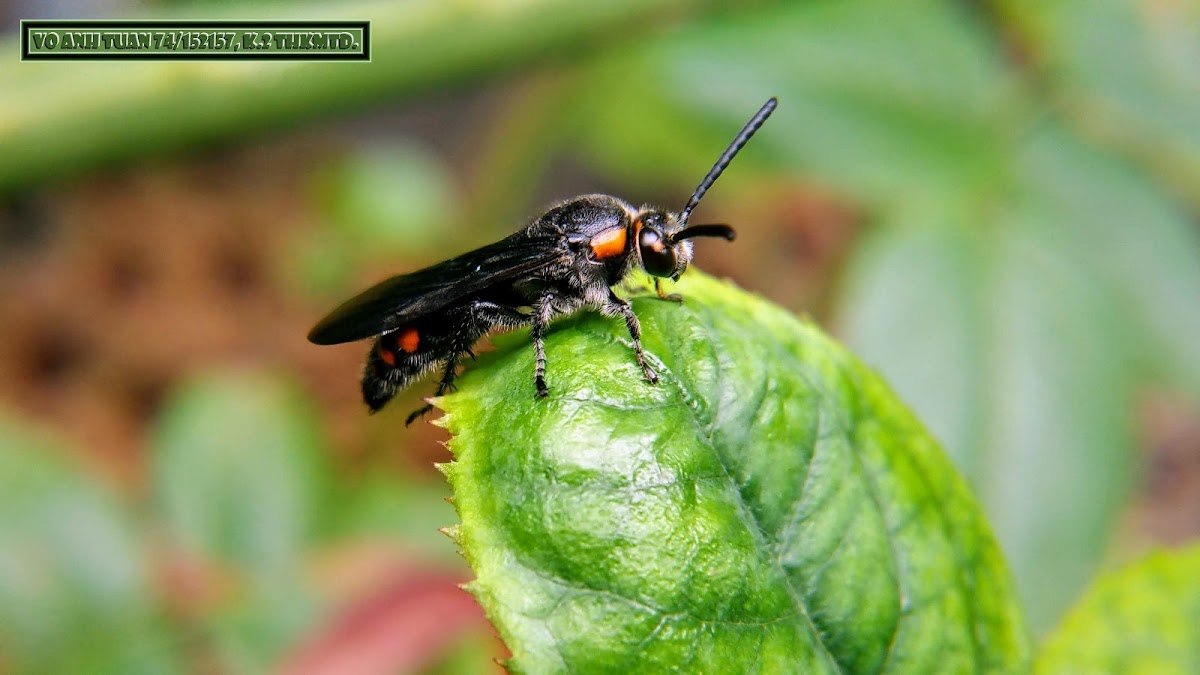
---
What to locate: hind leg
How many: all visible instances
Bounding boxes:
[403,300,529,424]
[405,356,460,426]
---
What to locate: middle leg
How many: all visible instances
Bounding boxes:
[603,291,659,385]
[531,293,554,398]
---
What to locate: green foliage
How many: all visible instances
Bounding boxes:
[150,372,329,666]
[1036,545,1200,674]
[0,374,470,673]
[312,142,457,254]
[998,0,1200,195]
[441,272,1029,672]
[0,418,178,673]
[299,142,462,294]
[565,0,1200,633]
[153,373,327,585]
[2,0,1198,670]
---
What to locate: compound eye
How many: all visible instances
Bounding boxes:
[638,227,677,277]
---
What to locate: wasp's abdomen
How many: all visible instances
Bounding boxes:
[359,297,532,413]
[362,326,441,412]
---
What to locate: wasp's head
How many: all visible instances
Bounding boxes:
[632,210,736,280]
[629,98,776,280]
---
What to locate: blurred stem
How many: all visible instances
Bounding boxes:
[0,0,703,193]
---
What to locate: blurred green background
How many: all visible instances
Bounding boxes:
[1,0,1198,671]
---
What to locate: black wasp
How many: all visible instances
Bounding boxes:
[308,98,777,424]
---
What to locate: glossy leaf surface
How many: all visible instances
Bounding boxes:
[440,273,1029,672]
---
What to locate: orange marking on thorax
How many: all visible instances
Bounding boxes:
[398,327,420,353]
[589,226,628,260]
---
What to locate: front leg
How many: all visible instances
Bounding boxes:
[603,290,659,385]
[531,293,554,398]
[654,278,683,303]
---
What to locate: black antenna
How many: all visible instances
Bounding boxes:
[672,223,737,242]
[677,97,777,228]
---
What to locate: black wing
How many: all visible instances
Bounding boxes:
[307,231,562,345]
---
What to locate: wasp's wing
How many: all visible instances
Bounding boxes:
[307,233,562,345]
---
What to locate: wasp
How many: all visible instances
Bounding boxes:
[308,98,777,424]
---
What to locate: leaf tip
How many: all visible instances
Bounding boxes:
[438,525,462,543]
[427,396,455,427]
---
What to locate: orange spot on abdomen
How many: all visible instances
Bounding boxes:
[378,344,397,366]
[590,226,628,260]
[398,327,420,353]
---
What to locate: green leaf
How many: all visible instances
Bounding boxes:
[577,0,1018,207]
[1036,545,1200,674]
[840,119,1200,633]
[1017,123,1200,399]
[0,415,179,673]
[836,212,987,480]
[327,472,464,565]
[637,0,1186,634]
[152,370,327,581]
[839,191,1138,634]
[998,0,1200,196]
[313,141,457,255]
[567,0,1200,640]
[439,272,1029,672]
[150,371,328,665]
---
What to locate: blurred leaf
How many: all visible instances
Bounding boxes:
[151,371,329,664]
[835,214,986,478]
[280,571,489,675]
[290,228,357,295]
[314,142,457,256]
[970,214,1135,635]
[152,370,328,579]
[998,0,1200,196]
[1036,545,1200,674]
[0,416,179,673]
[441,273,1029,672]
[1018,124,1200,399]
[577,0,1019,206]
[206,597,320,673]
[839,129,1140,633]
[329,473,462,564]
[422,629,503,675]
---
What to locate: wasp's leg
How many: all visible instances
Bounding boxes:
[654,278,684,303]
[405,355,461,426]
[604,291,659,385]
[619,278,653,295]
[531,294,554,398]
